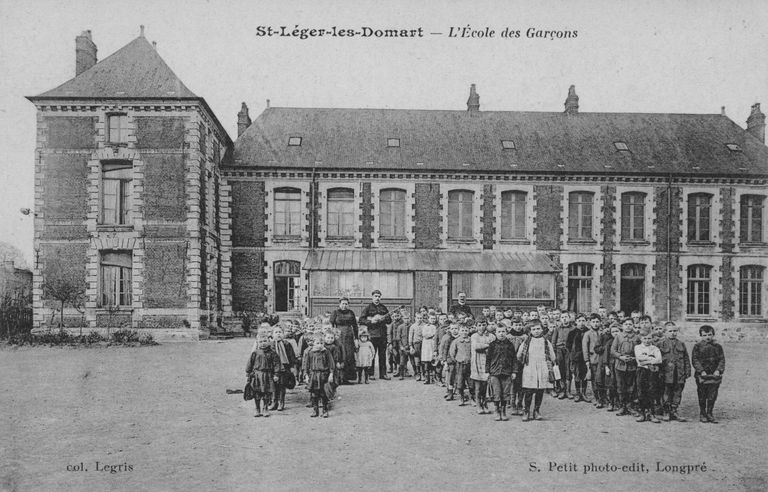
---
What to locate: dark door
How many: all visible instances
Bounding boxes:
[620,264,645,314]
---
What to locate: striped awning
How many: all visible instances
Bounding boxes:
[303,250,558,273]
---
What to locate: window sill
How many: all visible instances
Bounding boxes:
[97,225,134,232]
[737,317,767,323]
[273,236,302,243]
[619,240,651,246]
[685,316,715,322]
[499,239,532,245]
[447,238,477,244]
[687,241,715,247]
[739,242,767,248]
[326,236,355,242]
[378,237,409,243]
[567,239,597,245]
[96,307,133,313]
[105,142,129,148]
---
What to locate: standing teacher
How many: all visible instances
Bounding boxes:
[359,290,392,380]
[330,296,359,385]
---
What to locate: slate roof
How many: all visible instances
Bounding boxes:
[233,107,768,176]
[32,36,197,99]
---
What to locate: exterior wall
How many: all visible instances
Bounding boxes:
[32,102,229,339]
[414,182,441,249]
[533,184,562,251]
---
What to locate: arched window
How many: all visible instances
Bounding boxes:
[274,187,301,237]
[740,265,764,316]
[274,260,301,312]
[621,192,646,241]
[567,263,593,313]
[500,191,527,240]
[740,195,764,243]
[568,192,594,240]
[687,193,712,242]
[448,190,474,239]
[327,188,355,238]
[379,188,406,238]
[686,265,712,315]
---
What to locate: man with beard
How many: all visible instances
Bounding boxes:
[359,290,392,380]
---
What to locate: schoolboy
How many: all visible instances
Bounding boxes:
[582,314,602,404]
[507,318,527,414]
[611,318,639,416]
[486,325,518,421]
[691,325,725,423]
[551,312,575,399]
[408,312,424,381]
[634,330,662,423]
[567,313,590,402]
[434,313,450,385]
[656,321,690,421]
[440,324,459,399]
[448,325,473,405]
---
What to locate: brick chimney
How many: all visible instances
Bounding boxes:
[746,103,765,143]
[564,85,579,115]
[75,30,97,76]
[237,102,252,137]
[467,84,480,114]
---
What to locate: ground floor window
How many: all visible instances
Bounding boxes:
[100,251,132,307]
[620,263,645,314]
[450,273,553,301]
[686,264,711,315]
[311,271,413,299]
[567,263,593,313]
[739,265,764,316]
[274,260,301,312]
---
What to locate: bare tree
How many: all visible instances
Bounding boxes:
[40,258,85,330]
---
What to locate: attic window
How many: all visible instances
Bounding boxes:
[387,138,400,148]
[614,142,629,152]
[725,143,742,152]
[288,137,302,146]
[501,140,516,150]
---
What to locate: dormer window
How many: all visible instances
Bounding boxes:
[725,143,742,152]
[614,141,629,152]
[501,140,516,150]
[288,137,302,146]
[387,138,400,147]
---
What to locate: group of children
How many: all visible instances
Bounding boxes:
[244,304,726,424]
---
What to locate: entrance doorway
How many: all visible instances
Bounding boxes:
[620,263,645,314]
[274,260,300,312]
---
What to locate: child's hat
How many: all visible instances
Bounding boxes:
[359,327,369,336]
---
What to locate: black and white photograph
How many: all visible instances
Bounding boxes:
[1,0,766,490]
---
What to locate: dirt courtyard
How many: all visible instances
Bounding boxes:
[1,339,766,492]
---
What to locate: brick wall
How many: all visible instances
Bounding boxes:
[653,184,682,320]
[143,241,187,308]
[39,243,88,306]
[414,271,441,308]
[44,155,89,220]
[134,116,186,149]
[534,185,563,250]
[44,117,96,148]
[481,184,495,249]
[143,154,187,221]
[720,187,735,253]
[138,315,188,330]
[360,182,373,248]
[231,251,266,311]
[720,256,735,321]
[414,183,441,248]
[231,181,266,247]
[40,225,88,240]
[653,255,682,321]
[601,185,616,307]
[654,185,681,253]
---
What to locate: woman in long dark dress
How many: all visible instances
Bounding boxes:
[330,297,359,384]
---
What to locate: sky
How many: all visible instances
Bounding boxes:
[1,0,766,264]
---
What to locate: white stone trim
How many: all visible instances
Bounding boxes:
[612,253,656,315]
[371,181,415,248]
[440,183,484,249]
[559,253,603,313]
[731,256,768,320]
[614,185,655,252]
[681,186,722,250]
[562,184,603,252]
[264,249,308,315]
[679,255,722,320]
[733,187,768,249]
[264,179,311,247]
[317,181,363,247]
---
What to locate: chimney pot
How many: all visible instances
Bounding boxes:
[266,99,271,109]
[75,30,98,76]
[466,84,480,114]
[564,85,579,115]
[152,41,157,50]
[746,102,766,143]
[237,102,252,137]
[140,25,145,37]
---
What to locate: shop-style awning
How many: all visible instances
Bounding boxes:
[303,250,559,273]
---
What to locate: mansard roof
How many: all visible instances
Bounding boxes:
[232,107,768,176]
[32,36,197,99]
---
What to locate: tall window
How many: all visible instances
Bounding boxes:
[327,188,355,238]
[380,189,406,238]
[448,190,474,239]
[107,114,128,144]
[686,265,711,315]
[568,192,594,240]
[740,266,764,316]
[101,162,132,225]
[687,193,712,242]
[100,251,132,306]
[567,263,593,313]
[740,195,764,243]
[274,188,302,237]
[621,192,646,241]
[500,191,526,240]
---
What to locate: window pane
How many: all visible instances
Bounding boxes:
[102,179,118,224]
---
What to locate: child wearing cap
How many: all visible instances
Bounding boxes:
[355,329,376,384]
[692,325,725,423]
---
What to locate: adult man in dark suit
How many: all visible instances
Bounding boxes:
[449,291,474,319]
[359,290,392,380]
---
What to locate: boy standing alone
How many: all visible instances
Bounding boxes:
[692,325,725,423]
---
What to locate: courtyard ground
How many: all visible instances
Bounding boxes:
[1,339,766,492]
